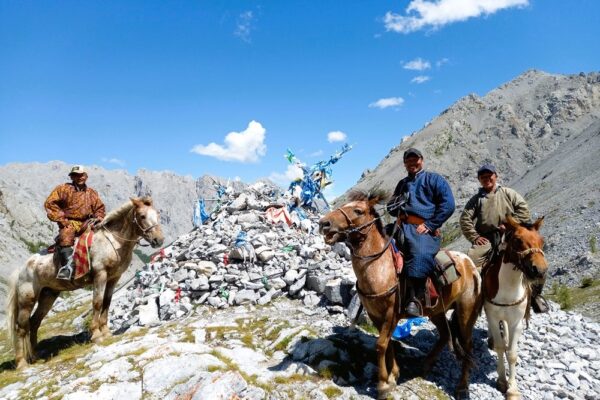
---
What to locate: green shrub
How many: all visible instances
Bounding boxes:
[580,277,594,288]
[589,236,598,254]
[551,283,572,310]
[20,237,48,254]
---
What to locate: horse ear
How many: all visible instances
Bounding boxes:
[130,197,142,208]
[533,216,544,231]
[504,214,520,230]
[142,197,153,207]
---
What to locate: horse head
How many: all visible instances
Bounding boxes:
[504,214,547,281]
[130,197,165,248]
[319,190,388,245]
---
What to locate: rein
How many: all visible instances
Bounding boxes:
[101,210,157,247]
[334,206,400,298]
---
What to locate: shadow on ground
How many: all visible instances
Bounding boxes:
[279,323,499,399]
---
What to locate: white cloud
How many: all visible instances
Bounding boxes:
[269,164,304,186]
[191,120,267,163]
[411,75,431,84]
[327,131,347,143]
[369,97,405,109]
[436,57,450,67]
[403,58,431,71]
[234,11,255,42]
[101,157,125,166]
[384,0,529,34]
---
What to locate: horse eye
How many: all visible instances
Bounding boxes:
[354,209,364,215]
[141,215,146,220]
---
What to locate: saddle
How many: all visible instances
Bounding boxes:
[390,244,461,312]
[49,227,95,279]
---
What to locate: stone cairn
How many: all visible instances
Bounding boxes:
[110,181,357,331]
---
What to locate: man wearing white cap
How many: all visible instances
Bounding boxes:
[44,165,106,279]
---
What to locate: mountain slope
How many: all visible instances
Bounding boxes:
[343,70,600,287]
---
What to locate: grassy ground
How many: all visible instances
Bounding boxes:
[547,278,600,320]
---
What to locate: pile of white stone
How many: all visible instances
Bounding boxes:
[110,182,356,331]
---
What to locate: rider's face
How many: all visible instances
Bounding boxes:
[404,156,423,175]
[70,173,88,187]
[478,172,497,192]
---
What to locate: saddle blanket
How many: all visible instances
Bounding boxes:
[73,229,94,279]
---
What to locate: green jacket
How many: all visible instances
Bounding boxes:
[460,185,530,243]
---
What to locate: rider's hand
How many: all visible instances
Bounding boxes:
[474,236,489,245]
[498,224,506,233]
[416,223,430,234]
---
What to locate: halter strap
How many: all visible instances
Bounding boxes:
[487,290,528,307]
[356,280,398,299]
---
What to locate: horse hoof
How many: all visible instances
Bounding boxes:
[16,359,28,370]
[377,382,392,399]
[506,388,521,400]
[496,379,508,394]
[91,333,104,344]
[387,374,398,386]
[455,388,470,400]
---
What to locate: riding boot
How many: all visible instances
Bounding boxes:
[406,277,425,317]
[531,283,549,313]
[56,246,74,280]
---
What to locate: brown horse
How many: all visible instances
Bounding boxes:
[6,197,164,369]
[319,191,481,399]
[483,215,547,399]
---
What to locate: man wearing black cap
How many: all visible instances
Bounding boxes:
[387,148,455,317]
[460,164,548,313]
[45,165,105,280]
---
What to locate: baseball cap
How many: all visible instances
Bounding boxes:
[69,165,87,175]
[403,148,423,161]
[477,163,496,176]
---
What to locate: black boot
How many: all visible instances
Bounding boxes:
[531,283,549,313]
[56,246,74,280]
[406,278,426,317]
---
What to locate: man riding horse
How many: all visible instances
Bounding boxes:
[44,165,105,280]
[386,148,455,317]
[460,163,548,313]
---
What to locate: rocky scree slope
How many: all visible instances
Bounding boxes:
[343,70,600,293]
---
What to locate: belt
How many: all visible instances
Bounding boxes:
[397,214,425,225]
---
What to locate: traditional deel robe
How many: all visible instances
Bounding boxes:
[387,169,455,278]
[45,183,106,246]
[460,185,530,268]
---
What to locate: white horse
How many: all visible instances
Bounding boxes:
[483,215,547,399]
[6,197,164,369]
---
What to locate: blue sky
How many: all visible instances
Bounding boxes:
[1,0,599,199]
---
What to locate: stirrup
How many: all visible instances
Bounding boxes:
[56,265,73,280]
[405,299,423,317]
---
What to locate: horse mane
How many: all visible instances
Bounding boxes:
[100,200,135,226]
[346,189,389,237]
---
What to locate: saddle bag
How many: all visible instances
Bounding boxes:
[434,250,461,287]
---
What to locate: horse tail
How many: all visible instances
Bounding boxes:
[6,270,19,352]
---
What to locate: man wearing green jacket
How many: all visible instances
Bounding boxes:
[460,163,548,313]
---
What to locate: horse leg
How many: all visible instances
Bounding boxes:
[90,270,107,343]
[453,298,480,399]
[375,309,395,399]
[99,278,118,338]
[492,319,508,394]
[29,288,60,351]
[15,289,36,369]
[422,313,450,375]
[506,319,523,400]
[385,340,400,386]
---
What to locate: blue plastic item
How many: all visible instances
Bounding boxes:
[392,317,428,340]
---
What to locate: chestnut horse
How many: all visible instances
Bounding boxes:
[319,191,481,399]
[6,197,164,369]
[483,215,547,399]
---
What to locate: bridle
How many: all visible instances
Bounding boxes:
[102,208,159,246]
[334,207,397,261]
[486,233,545,307]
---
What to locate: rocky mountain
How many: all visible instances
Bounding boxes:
[344,70,600,288]
[0,161,245,316]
